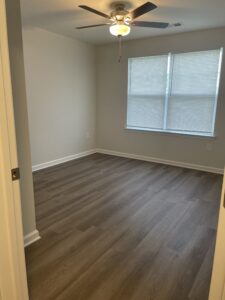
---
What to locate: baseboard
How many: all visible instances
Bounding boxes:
[96,148,224,174]
[32,147,224,174]
[24,229,41,247]
[32,149,96,172]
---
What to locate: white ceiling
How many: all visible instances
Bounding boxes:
[21,0,225,44]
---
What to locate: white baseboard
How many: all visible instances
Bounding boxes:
[32,147,224,174]
[24,229,41,247]
[32,149,96,172]
[96,148,224,174]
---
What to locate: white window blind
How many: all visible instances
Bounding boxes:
[127,49,222,136]
[127,55,168,130]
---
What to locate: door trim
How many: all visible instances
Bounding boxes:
[0,0,29,299]
[209,169,225,300]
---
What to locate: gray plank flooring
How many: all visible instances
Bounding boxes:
[25,153,222,300]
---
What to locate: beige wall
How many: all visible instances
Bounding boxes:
[5,0,36,236]
[96,27,225,170]
[22,28,96,167]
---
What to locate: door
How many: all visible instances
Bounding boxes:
[0,0,29,299]
[209,170,225,300]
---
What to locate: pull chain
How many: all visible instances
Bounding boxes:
[118,35,122,63]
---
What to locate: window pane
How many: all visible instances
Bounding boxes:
[127,96,165,129]
[127,55,168,130]
[167,50,221,133]
[167,96,215,133]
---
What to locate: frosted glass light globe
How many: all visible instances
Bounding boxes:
[109,24,131,37]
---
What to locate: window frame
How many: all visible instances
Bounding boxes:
[125,48,223,138]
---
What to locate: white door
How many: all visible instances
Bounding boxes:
[0,0,29,299]
[209,170,225,300]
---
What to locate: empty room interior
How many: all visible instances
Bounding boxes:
[5,0,225,299]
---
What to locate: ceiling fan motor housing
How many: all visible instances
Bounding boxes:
[110,4,131,24]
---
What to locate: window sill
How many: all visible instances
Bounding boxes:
[125,126,217,139]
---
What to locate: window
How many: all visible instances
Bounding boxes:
[127,49,223,137]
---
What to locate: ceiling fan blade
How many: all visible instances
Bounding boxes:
[132,21,169,28]
[131,2,157,20]
[76,24,109,29]
[78,5,110,19]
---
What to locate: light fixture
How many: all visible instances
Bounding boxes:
[109,23,131,37]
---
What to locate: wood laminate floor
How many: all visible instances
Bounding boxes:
[26,153,222,300]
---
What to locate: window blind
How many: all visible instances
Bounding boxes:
[167,50,221,134]
[127,49,222,136]
[127,55,168,130]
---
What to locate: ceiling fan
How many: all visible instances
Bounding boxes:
[76,2,181,37]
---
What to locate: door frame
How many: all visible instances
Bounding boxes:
[209,168,225,300]
[0,0,29,299]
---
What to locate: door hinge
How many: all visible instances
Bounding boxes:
[11,168,20,181]
[224,191,225,209]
